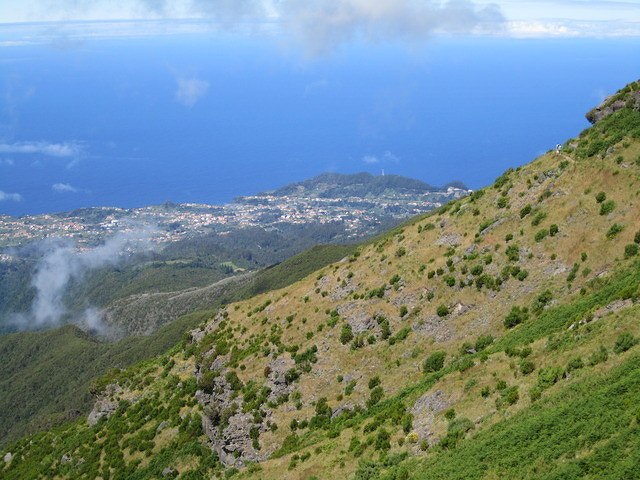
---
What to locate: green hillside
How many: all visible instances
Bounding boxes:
[0,242,355,449]
[2,80,640,480]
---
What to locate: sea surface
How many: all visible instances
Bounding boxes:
[1,27,639,217]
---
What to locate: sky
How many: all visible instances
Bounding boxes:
[0,0,639,216]
[1,0,639,39]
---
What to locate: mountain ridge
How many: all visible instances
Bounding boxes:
[250,172,469,199]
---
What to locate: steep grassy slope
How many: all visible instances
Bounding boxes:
[0,243,355,449]
[2,81,640,480]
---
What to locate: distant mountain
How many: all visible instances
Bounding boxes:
[254,171,468,199]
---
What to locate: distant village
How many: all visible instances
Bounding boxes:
[0,187,470,253]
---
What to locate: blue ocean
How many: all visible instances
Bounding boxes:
[1,27,639,216]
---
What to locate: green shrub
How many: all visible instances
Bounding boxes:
[395,247,406,258]
[535,229,549,242]
[549,224,559,236]
[520,360,535,375]
[537,366,564,390]
[588,345,609,366]
[566,357,584,372]
[340,324,354,345]
[635,231,640,244]
[505,244,520,262]
[374,429,391,451]
[437,304,450,317]
[624,244,639,258]
[532,289,553,314]
[497,386,519,407]
[605,223,624,239]
[470,265,484,276]
[600,200,616,216]
[520,204,532,218]
[458,357,475,373]
[567,263,580,283]
[497,196,509,208]
[613,333,638,354]
[595,191,606,203]
[475,334,494,352]
[531,211,547,226]
[345,380,357,396]
[367,386,384,408]
[423,351,446,373]
[198,370,219,393]
[504,306,529,329]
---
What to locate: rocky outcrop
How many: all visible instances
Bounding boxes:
[410,390,450,446]
[201,409,271,468]
[265,357,295,403]
[412,315,454,342]
[586,81,640,124]
[87,384,121,426]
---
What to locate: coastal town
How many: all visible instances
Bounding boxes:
[0,185,471,251]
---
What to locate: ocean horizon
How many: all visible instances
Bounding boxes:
[1,28,638,217]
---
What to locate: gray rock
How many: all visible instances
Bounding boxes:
[464,244,477,255]
[87,384,121,426]
[156,421,169,432]
[412,315,454,342]
[410,390,450,445]
[586,91,640,124]
[3,452,12,463]
[479,217,505,235]
[265,357,295,402]
[161,467,175,477]
[436,233,461,246]
[61,454,72,464]
[593,299,633,320]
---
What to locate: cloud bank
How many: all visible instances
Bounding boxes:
[0,0,507,54]
[9,229,156,334]
[279,0,504,55]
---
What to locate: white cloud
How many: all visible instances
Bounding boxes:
[507,19,640,37]
[363,151,401,165]
[0,141,82,158]
[0,190,23,202]
[0,158,14,166]
[175,77,210,108]
[52,183,80,193]
[280,0,505,56]
[383,151,400,163]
